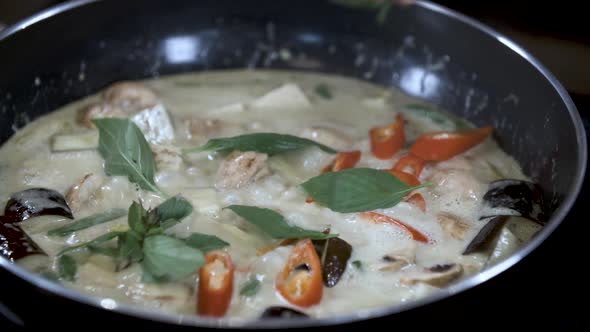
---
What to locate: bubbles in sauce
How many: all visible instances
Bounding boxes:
[0,70,534,321]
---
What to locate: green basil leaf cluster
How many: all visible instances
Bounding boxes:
[57,196,229,283]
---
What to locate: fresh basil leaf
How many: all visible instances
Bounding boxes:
[183,133,338,155]
[40,271,60,282]
[183,233,229,252]
[87,244,118,257]
[48,208,127,237]
[151,196,193,229]
[352,260,363,271]
[58,255,77,281]
[58,231,124,255]
[404,104,472,130]
[142,235,205,282]
[92,118,161,194]
[301,168,429,213]
[240,277,261,297]
[145,227,164,236]
[116,231,144,263]
[128,201,148,235]
[225,205,336,240]
[141,268,164,283]
[314,84,332,99]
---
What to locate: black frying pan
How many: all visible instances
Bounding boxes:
[0,0,586,330]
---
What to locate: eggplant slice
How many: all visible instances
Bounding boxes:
[463,179,546,255]
[4,188,74,221]
[1,188,72,260]
[313,237,353,288]
[479,179,546,224]
[260,306,309,319]
[0,216,41,261]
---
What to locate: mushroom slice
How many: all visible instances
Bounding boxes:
[377,247,416,272]
[401,263,463,287]
[102,81,159,110]
[215,151,270,190]
[437,212,470,240]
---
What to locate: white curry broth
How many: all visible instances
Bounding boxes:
[0,70,538,320]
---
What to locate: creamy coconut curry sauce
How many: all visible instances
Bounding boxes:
[0,70,545,320]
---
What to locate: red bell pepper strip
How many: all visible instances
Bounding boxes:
[322,150,361,173]
[405,193,426,213]
[393,153,426,178]
[387,169,421,187]
[369,114,406,159]
[410,126,493,161]
[275,239,323,307]
[198,251,235,317]
[361,212,430,243]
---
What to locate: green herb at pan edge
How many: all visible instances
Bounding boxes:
[314,84,333,99]
[183,133,338,155]
[240,277,261,297]
[57,255,77,281]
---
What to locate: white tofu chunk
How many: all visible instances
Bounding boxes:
[131,104,175,144]
[250,83,311,110]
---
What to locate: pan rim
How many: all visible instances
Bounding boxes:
[0,0,586,329]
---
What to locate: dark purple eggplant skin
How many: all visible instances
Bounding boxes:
[313,237,353,288]
[462,216,506,255]
[260,306,308,319]
[0,216,40,261]
[4,188,74,222]
[464,179,547,255]
[480,179,546,224]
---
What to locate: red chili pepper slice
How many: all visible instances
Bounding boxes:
[275,239,323,307]
[405,193,426,213]
[387,169,421,187]
[197,251,234,317]
[322,150,361,173]
[361,212,430,243]
[410,126,493,161]
[393,153,426,177]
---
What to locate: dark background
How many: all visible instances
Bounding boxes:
[1,0,589,330]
